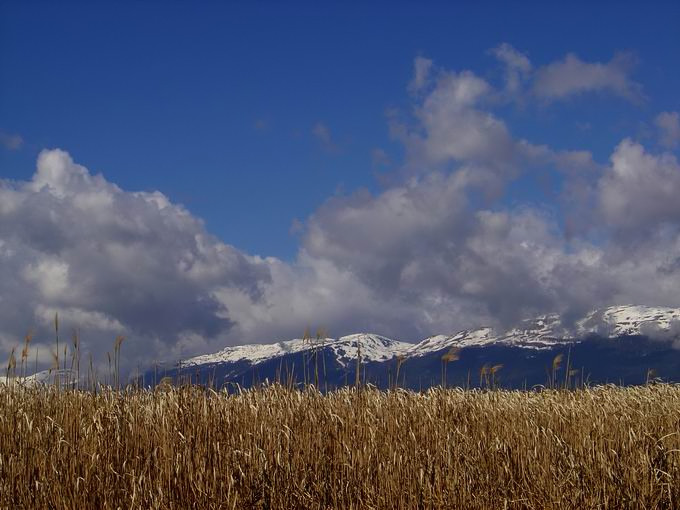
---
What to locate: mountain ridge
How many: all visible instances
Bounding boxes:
[182,304,680,369]
[15,305,680,389]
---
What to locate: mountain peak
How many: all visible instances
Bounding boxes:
[180,304,680,371]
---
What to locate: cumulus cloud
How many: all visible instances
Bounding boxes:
[655,111,680,149]
[397,69,518,170]
[290,55,680,337]
[4,48,680,376]
[0,149,271,373]
[297,166,616,333]
[392,57,596,184]
[598,139,680,236]
[296,156,680,340]
[533,52,642,102]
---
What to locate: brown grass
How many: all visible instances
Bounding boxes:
[1,383,680,509]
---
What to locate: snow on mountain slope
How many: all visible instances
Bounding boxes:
[183,337,311,367]
[182,333,411,368]
[577,305,680,338]
[2,369,79,387]
[325,334,412,366]
[406,313,576,356]
[407,328,495,356]
[407,305,680,356]
[182,305,680,368]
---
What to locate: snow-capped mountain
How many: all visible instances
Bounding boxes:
[3,368,79,387]
[408,305,680,354]
[184,333,412,369]
[183,305,680,364]
[148,305,680,389]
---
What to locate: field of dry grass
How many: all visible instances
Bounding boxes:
[1,383,679,509]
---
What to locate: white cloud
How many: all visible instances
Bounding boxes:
[396,57,592,179]
[598,139,680,235]
[34,304,126,332]
[22,258,70,300]
[287,56,680,337]
[489,43,532,96]
[245,54,678,344]
[0,149,272,373]
[655,111,680,149]
[533,52,642,102]
[3,49,680,377]
[297,172,623,332]
[399,68,516,168]
[408,56,434,94]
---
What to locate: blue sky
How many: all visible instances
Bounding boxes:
[2,1,678,259]
[1,1,680,369]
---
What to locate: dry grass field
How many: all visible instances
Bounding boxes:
[1,383,679,509]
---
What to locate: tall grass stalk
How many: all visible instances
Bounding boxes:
[1,384,679,508]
